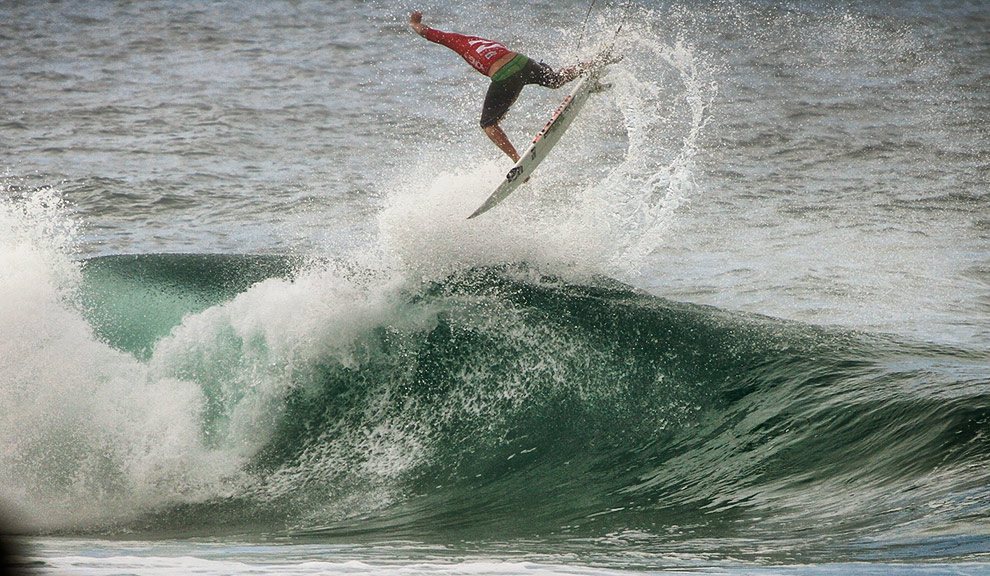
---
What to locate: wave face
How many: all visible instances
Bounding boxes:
[7,253,972,561]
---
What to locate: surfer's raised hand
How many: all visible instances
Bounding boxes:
[409,11,428,36]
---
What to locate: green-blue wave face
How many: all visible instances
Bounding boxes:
[64,255,990,562]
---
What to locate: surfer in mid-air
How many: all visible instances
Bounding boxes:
[409,11,585,162]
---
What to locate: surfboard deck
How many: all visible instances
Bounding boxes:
[467,54,615,219]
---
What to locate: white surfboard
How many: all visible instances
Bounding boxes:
[467,56,613,219]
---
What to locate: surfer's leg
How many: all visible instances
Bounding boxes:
[481,76,526,161]
[527,61,574,89]
[483,124,520,163]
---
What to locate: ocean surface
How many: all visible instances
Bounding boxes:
[2,0,988,574]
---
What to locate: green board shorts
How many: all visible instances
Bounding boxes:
[480,54,566,128]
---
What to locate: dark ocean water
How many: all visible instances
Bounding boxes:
[1,0,988,573]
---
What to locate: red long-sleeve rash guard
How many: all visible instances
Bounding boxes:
[424,28,513,76]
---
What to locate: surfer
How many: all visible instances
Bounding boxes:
[409,11,584,162]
